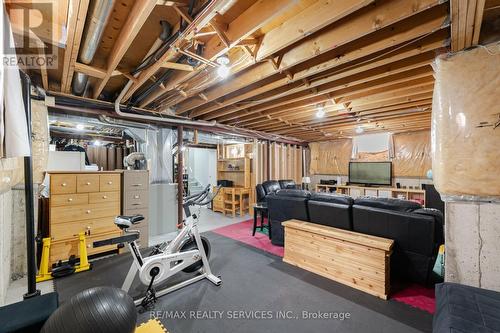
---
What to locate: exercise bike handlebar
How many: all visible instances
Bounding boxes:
[183,184,222,207]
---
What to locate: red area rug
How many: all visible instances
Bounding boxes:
[212,219,284,257]
[212,219,435,314]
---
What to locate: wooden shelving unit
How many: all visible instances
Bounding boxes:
[217,158,251,188]
[316,184,426,206]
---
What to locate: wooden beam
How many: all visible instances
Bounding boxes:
[174,5,193,24]
[472,0,486,44]
[120,0,249,102]
[39,48,49,90]
[210,16,230,48]
[256,0,375,61]
[161,62,195,71]
[157,0,189,6]
[176,1,448,116]
[93,0,157,99]
[197,15,449,121]
[134,0,298,107]
[60,0,90,93]
[74,62,107,79]
[163,0,376,112]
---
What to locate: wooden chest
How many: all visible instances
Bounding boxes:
[282,220,394,299]
[49,171,122,266]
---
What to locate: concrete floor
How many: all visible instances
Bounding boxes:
[4,278,54,306]
[149,207,250,246]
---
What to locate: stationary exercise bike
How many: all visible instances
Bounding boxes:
[94,185,222,307]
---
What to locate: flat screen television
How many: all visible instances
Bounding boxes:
[348,161,392,186]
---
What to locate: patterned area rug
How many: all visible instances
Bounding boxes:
[212,219,435,314]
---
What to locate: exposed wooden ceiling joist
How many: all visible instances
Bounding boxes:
[175,1,448,118]
[92,0,158,99]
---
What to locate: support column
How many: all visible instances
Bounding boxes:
[177,126,184,227]
[445,201,500,291]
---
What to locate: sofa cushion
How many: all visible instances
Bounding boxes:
[276,189,311,198]
[279,179,297,189]
[267,191,310,246]
[414,208,444,246]
[434,283,500,333]
[255,184,266,203]
[310,192,354,205]
[262,180,281,195]
[354,196,422,212]
[353,204,437,284]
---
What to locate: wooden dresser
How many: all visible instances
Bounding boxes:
[122,170,149,247]
[48,171,122,266]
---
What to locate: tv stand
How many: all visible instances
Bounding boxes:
[315,184,426,206]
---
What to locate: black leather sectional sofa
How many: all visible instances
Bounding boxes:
[265,189,444,284]
[255,179,300,203]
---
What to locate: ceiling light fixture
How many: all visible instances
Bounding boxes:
[316,106,325,118]
[93,140,101,146]
[217,65,230,79]
[76,124,85,130]
[216,55,230,66]
[216,55,231,79]
[355,126,364,134]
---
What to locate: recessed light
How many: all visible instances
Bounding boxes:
[355,126,364,134]
[93,140,101,146]
[216,55,230,66]
[76,124,85,130]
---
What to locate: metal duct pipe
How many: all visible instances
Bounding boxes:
[72,0,115,95]
[97,115,158,130]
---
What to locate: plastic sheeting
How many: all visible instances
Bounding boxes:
[431,43,500,200]
[309,139,352,175]
[393,130,431,178]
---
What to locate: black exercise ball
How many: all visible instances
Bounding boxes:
[41,287,137,333]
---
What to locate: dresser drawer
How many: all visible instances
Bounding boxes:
[124,190,149,209]
[50,231,121,266]
[51,202,120,224]
[123,172,149,190]
[89,191,120,204]
[51,193,88,207]
[100,174,121,192]
[51,174,77,194]
[50,217,117,241]
[77,174,100,193]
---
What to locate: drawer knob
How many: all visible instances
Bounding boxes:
[134,195,140,199]
[86,182,91,185]
[108,181,113,185]
[68,198,73,202]
[103,195,108,199]
[61,183,67,187]
[86,210,91,214]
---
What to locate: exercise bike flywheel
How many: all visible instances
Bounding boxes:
[178,236,211,273]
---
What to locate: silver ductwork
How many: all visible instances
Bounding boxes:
[72,0,115,95]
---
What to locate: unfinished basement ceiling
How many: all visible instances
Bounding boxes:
[10,0,497,141]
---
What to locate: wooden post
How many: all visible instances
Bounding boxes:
[177,126,184,227]
[267,140,271,180]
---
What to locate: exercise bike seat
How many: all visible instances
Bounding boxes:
[115,215,145,230]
